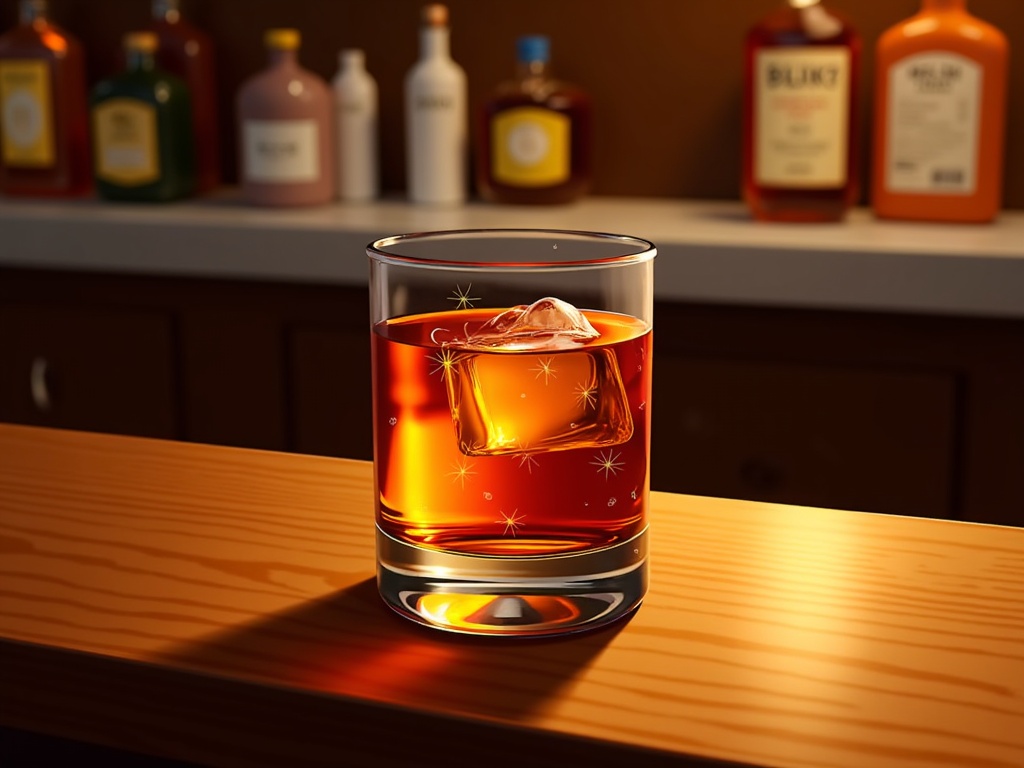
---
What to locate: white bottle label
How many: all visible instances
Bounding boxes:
[885,52,981,195]
[407,82,466,204]
[242,120,319,183]
[755,47,850,188]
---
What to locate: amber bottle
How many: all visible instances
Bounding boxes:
[872,0,1008,223]
[0,0,90,196]
[477,35,591,205]
[743,0,860,222]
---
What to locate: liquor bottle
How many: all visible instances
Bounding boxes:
[149,0,220,194]
[405,4,467,205]
[872,0,1008,223]
[0,0,90,197]
[333,49,378,202]
[477,35,592,205]
[237,28,334,207]
[743,0,860,222]
[90,31,194,202]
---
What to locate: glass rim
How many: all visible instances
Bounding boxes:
[367,228,657,270]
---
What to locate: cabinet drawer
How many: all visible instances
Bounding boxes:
[652,358,957,518]
[0,304,177,439]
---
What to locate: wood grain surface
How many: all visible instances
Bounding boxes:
[1,423,1022,767]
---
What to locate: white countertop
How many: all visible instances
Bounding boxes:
[2,193,1023,318]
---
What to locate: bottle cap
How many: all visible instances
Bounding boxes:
[516,35,550,64]
[265,28,301,50]
[422,4,448,27]
[123,31,159,53]
[340,49,365,69]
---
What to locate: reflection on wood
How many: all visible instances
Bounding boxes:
[1,424,1022,767]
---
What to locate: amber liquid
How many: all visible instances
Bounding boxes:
[373,308,651,556]
[742,3,860,222]
[0,18,90,196]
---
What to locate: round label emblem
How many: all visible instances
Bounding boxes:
[506,122,549,167]
[2,89,43,147]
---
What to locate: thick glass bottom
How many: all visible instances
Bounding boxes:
[377,525,648,637]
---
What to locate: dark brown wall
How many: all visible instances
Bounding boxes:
[5,0,1022,207]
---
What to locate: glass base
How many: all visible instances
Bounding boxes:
[376,525,648,637]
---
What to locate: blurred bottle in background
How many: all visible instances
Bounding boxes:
[477,35,592,205]
[743,0,860,222]
[872,0,1008,223]
[90,31,194,202]
[0,0,90,197]
[333,49,378,202]
[149,0,220,194]
[405,4,466,205]
[236,28,334,207]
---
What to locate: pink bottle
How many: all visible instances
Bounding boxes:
[236,28,334,206]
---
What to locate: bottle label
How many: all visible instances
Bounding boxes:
[243,120,320,183]
[754,47,850,188]
[93,99,160,186]
[885,52,981,195]
[0,59,55,168]
[491,106,570,187]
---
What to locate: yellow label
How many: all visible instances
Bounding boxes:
[0,59,55,167]
[492,106,570,187]
[93,98,159,186]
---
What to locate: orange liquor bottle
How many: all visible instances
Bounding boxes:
[742,0,860,222]
[872,0,1008,223]
[0,0,90,196]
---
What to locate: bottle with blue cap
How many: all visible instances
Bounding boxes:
[477,34,591,204]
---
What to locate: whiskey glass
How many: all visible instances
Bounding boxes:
[369,229,655,636]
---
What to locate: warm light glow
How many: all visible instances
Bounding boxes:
[40,30,67,54]
[416,593,582,632]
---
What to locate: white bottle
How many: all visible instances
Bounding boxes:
[404,3,467,205]
[333,49,378,202]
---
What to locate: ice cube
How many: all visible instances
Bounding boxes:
[460,297,599,352]
[448,347,633,456]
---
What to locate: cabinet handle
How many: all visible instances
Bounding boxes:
[30,357,52,413]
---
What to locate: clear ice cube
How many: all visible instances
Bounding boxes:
[447,347,633,456]
[461,297,600,352]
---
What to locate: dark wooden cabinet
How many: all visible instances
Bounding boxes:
[652,357,957,519]
[1,267,1021,526]
[0,302,177,439]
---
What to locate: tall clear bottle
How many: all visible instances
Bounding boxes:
[236,29,334,207]
[0,0,90,196]
[333,49,378,202]
[872,0,1008,223]
[149,0,220,194]
[405,4,467,205]
[477,35,592,205]
[743,0,860,222]
[90,32,194,202]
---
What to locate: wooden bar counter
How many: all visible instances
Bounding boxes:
[1,423,1022,767]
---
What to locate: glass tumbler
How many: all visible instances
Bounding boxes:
[368,229,655,636]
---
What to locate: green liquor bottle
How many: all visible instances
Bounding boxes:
[91,31,193,201]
